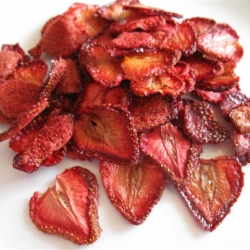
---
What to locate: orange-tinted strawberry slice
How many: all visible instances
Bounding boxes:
[140,122,199,186]
[229,105,250,135]
[79,43,124,87]
[72,104,139,164]
[13,114,74,173]
[121,49,181,81]
[197,23,244,63]
[176,155,244,231]
[29,166,101,244]
[183,99,230,144]
[128,94,177,132]
[232,129,250,166]
[100,155,167,225]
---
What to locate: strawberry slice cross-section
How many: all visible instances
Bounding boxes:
[29,166,102,245]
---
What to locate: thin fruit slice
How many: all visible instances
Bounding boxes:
[177,155,244,231]
[183,99,230,144]
[72,104,139,163]
[140,122,198,186]
[29,166,101,245]
[13,114,74,173]
[100,155,167,225]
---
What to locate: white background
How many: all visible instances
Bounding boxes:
[0,0,250,249]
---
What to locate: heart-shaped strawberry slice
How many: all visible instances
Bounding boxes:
[29,166,102,244]
[176,155,244,231]
[100,156,167,225]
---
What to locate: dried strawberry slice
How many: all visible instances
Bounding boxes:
[0,98,48,142]
[13,114,74,173]
[176,155,244,231]
[29,166,101,244]
[79,43,124,87]
[130,70,185,97]
[42,146,67,167]
[229,105,250,135]
[121,49,181,81]
[183,52,223,82]
[29,14,87,58]
[232,129,250,166]
[11,59,48,87]
[1,43,28,61]
[56,58,82,94]
[196,62,239,92]
[75,82,130,114]
[128,94,177,132]
[0,79,41,119]
[183,99,230,144]
[219,91,248,118]
[123,3,182,18]
[183,17,216,37]
[197,23,244,63]
[0,50,22,80]
[140,122,199,186]
[72,104,139,164]
[100,155,167,225]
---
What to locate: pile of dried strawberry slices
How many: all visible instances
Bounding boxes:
[0,0,249,246]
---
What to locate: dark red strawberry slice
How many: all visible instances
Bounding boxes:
[232,129,250,166]
[176,155,244,231]
[197,23,244,63]
[79,43,124,87]
[128,94,177,132]
[75,82,130,114]
[29,14,87,58]
[13,114,74,173]
[29,166,101,244]
[72,104,139,164]
[183,52,223,82]
[183,99,230,144]
[219,91,248,118]
[140,122,199,186]
[0,98,48,142]
[195,61,239,92]
[100,155,167,225]
[229,105,250,135]
[42,146,67,167]
[184,17,216,37]
[121,49,181,81]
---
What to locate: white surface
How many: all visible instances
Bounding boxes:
[1,0,250,249]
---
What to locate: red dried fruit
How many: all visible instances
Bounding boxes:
[140,122,198,186]
[42,146,67,167]
[197,23,244,63]
[183,99,230,144]
[100,155,167,225]
[75,82,130,114]
[0,98,48,142]
[29,166,101,244]
[195,61,240,92]
[232,129,250,166]
[183,52,223,82]
[79,43,124,87]
[121,49,181,81]
[177,155,244,231]
[0,50,22,80]
[72,104,139,163]
[13,114,74,173]
[29,14,87,58]
[128,94,176,132]
[229,105,250,135]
